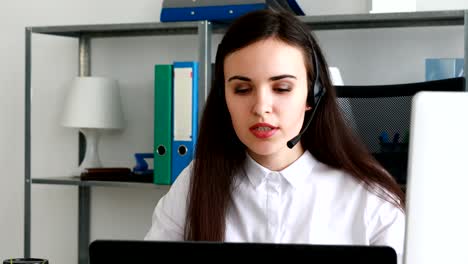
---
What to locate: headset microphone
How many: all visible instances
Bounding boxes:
[286,50,326,149]
[286,88,325,149]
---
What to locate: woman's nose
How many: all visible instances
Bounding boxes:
[252,89,273,116]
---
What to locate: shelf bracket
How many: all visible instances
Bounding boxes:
[24,27,32,259]
[197,21,212,124]
[78,186,91,264]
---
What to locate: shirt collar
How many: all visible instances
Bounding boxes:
[244,153,271,188]
[280,150,317,188]
[244,150,317,189]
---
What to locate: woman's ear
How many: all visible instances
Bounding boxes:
[306,105,312,111]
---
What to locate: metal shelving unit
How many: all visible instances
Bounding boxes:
[25,9,467,264]
[25,20,212,264]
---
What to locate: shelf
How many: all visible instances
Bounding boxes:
[29,10,467,37]
[30,21,201,38]
[31,176,405,191]
[210,10,467,33]
[299,10,466,30]
[31,176,170,190]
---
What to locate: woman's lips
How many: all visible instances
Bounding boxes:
[249,123,278,139]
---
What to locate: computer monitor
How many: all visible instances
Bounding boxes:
[89,240,397,263]
[404,91,468,264]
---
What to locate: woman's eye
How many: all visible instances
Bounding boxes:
[274,86,291,93]
[234,86,251,94]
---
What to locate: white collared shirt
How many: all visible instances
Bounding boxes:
[145,151,405,262]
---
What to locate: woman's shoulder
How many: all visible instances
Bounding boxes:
[311,162,365,193]
[313,161,403,213]
[170,161,194,191]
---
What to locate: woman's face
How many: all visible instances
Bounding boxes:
[224,37,311,170]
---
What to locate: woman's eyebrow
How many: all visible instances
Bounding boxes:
[269,74,297,81]
[227,74,296,82]
[227,75,251,82]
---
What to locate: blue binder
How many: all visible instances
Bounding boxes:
[160,0,304,22]
[161,3,266,22]
[171,61,198,183]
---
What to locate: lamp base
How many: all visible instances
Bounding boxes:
[71,128,102,176]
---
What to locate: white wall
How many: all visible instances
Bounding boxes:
[417,0,468,11]
[368,0,468,13]
[298,0,371,15]
[0,1,464,263]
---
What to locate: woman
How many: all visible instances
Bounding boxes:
[145,8,405,261]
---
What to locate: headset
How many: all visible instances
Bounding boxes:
[286,49,326,149]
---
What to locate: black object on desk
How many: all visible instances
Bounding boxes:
[3,259,48,264]
[89,240,397,264]
[80,167,152,183]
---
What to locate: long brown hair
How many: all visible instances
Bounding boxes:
[185,9,405,241]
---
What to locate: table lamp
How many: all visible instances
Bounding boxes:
[61,76,124,175]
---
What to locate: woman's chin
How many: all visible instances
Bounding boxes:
[246,142,285,157]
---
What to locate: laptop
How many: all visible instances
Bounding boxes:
[404,91,468,264]
[89,240,396,263]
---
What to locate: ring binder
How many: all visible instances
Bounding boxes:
[171,61,199,183]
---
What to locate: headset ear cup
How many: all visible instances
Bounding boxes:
[307,82,322,108]
[310,49,323,107]
[306,86,315,108]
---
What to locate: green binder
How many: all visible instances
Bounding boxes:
[154,64,173,185]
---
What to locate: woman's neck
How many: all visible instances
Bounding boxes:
[247,145,306,171]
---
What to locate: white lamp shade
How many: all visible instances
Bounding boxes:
[61,76,125,129]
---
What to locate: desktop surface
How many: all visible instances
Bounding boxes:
[89,240,396,263]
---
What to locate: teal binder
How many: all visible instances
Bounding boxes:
[154,64,173,185]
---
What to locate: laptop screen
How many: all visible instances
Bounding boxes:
[89,240,396,263]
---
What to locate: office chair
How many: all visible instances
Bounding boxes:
[334,77,465,184]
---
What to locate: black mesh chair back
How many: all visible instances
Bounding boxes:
[334,77,465,184]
